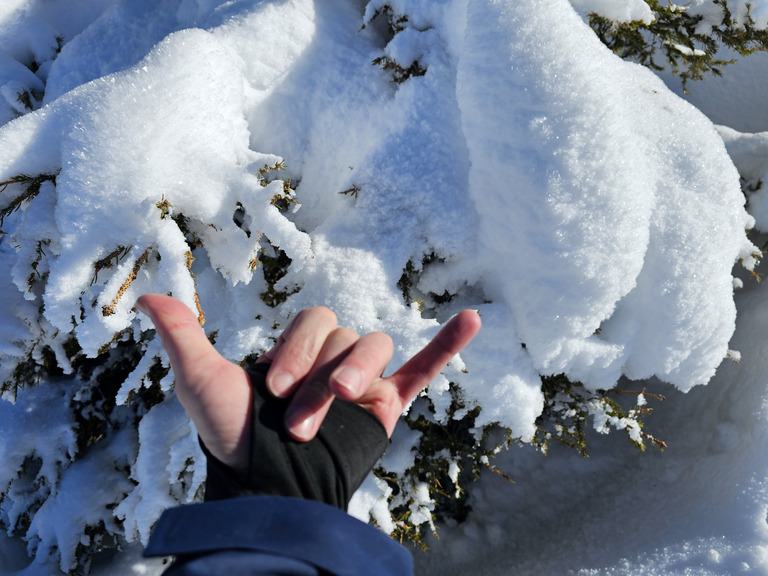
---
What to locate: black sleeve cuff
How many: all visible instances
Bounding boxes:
[202,362,389,509]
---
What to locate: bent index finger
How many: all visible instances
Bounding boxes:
[265,306,339,398]
[387,310,481,405]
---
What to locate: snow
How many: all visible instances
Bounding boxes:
[114,395,205,548]
[0,0,767,574]
[568,0,654,23]
[656,3,768,133]
[416,269,768,575]
[453,0,756,394]
[717,126,768,231]
[689,0,768,30]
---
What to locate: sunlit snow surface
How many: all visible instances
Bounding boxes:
[1,0,768,574]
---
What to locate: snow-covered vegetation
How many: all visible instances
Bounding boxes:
[1,0,768,574]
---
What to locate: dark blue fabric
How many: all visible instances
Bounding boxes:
[144,495,413,576]
[161,551,321,575]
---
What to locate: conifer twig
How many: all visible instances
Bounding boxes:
[0,173,57,226]
[92,245,131,285]
[102,247,151,316]
[609,387,667,401]
[185,250,205,326]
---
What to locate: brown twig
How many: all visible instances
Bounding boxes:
[609,387,666,401]
[184,251,205,326]
[92,245,131,285]
[102,247,151,316]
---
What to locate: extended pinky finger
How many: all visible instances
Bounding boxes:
[388,310,481,406]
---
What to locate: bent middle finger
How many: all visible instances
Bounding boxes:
[329,331,394,401]
[284,326,360,441]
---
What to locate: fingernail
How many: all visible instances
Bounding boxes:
[287,411,315,441]
[135,296,149,316]
[332,366,362,396]
[268,371,294,397]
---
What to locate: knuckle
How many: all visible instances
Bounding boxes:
[308,306,337,327]
[368,387,399,414]
[281,345,314,371]
[377,331,394,352]
[161,314,201,335]
[331,326,359,343]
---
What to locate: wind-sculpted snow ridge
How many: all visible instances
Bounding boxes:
[0,0,758,572]
[452,0,757,397]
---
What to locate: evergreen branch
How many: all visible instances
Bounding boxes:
[339,184,361,198]
[184,250,205,326]
[257,160,286,177]
[609,387,667,401]
[372,55,426,83]
[26,239,51,292]
[589,0,768,92]
[92,245,132,285]
[102,247,151,316]
[155,195,172,219]
[0,173,58,227]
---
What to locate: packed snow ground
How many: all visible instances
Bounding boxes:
[2,0,768,574]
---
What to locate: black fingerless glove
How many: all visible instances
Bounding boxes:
[201,363,389,509]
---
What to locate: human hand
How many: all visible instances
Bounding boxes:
[135,294,481,472]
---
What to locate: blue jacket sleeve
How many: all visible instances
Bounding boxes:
[144,495,414,576]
